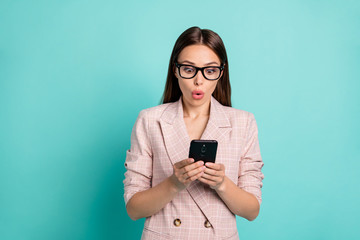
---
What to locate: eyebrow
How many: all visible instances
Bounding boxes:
[180,60,220,66]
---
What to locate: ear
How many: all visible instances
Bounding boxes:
[220,64,226,79]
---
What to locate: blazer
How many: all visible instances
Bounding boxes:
[124,96,264,240]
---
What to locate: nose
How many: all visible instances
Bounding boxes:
[193,70,204,86]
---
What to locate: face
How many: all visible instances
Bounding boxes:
[174,44,223,108]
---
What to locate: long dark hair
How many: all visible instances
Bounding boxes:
[161,26,231,107]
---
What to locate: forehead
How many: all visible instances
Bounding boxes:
[177,44,220,65]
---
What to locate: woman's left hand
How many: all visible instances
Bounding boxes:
[198,162,226,190]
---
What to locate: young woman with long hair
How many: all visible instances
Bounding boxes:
[124,26,264,240]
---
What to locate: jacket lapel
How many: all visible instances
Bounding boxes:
[159,96,231,165]
[200,96,232,142]
[159,96,232,233]
[159,97,190,166]
[186,96,232,232]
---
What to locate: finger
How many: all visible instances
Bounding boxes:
[201,172,221,182]
[204,169,225,180]
[205,162,224,171]
[180,161,204,175]
[175,158,194,169]
[198,176,216,186]
[184,165,206,180]
[175,162,203,182]
[203,167,218,176]
[184,170,204,184]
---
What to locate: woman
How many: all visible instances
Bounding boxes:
[124,26,264,240]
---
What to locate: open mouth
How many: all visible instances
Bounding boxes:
[192,90,204,99]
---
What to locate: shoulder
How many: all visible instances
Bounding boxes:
[211,97,255,120]
[214,104,259,136]
[137,102,174,120]
[217,103,255,121]
[131,102,174,134]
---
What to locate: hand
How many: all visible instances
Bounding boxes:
[170,158,205,192]
[199,162,226,190]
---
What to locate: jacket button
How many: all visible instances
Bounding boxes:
[204,220,212,228]
[173,218,181,227]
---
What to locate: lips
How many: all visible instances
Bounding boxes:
[192,90,204,100]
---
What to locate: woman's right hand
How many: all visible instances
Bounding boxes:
[169,158,205,192]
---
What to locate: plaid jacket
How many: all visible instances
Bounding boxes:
[124,96,264,240]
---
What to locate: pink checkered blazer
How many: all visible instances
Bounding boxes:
[124,96,264,240]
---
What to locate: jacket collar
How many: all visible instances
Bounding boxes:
[160,95,231,128]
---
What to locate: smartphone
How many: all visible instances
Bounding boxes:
[188,140,218,163]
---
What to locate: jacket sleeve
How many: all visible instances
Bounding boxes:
[123,110,153,206]
[238,112,265,205]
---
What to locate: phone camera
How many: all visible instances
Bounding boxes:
[201,144,207,153]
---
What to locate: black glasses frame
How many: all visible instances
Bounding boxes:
[175,62,224,81]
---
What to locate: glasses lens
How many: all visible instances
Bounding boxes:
[204,67,221,80]
[179,65,196,78]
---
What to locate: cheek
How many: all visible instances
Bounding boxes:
[209,81,219,92]
[178,79,187,93]
[178,79,184,89]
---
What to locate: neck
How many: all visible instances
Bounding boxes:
[182,97,211,119]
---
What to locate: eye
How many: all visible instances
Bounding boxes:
[183,67,195,73]
[205,68,218,75]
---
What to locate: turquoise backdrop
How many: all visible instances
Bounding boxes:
[1,0,359,239]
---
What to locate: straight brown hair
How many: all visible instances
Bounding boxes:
[161,26,231,107]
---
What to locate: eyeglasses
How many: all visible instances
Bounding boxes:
[175,62,224,81]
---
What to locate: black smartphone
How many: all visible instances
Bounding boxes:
[188,140,218,163]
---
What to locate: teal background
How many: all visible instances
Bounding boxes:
[1,0,359,239]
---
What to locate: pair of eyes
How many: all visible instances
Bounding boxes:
[182,66,220,75]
